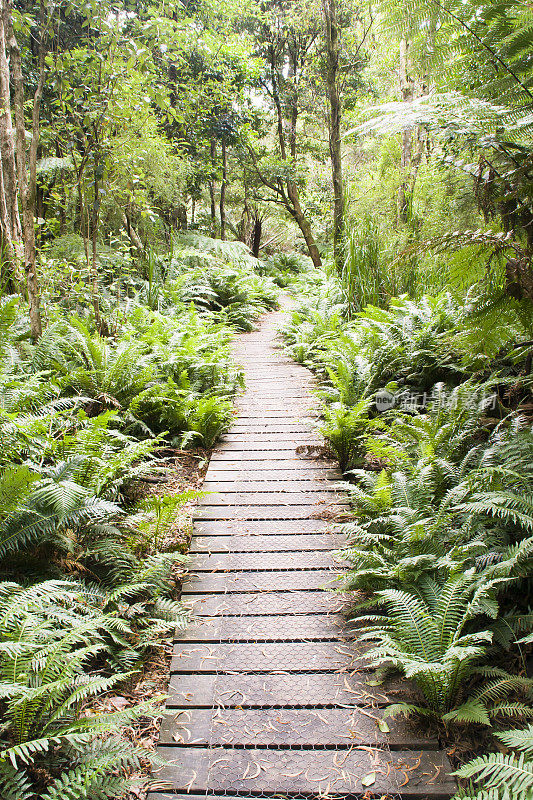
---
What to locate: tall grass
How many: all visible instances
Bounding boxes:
[339,219,447,316]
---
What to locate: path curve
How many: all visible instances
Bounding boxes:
[150,306,456,800]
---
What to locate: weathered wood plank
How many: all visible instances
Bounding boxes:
[194,505,349,520]
[174,613,346,641]
[194,519,335,533]
[159,707,436,749]
[181,569,339,593]
[151,747,457,797]
[214,441,322,452]
[203,478,338,490]
[220,432,322,442]
[182,590,349,616]
[204,472,341,485]
[189,533,347,552]
[189,551,344,571]
[235,408,319,418]
[167,672,419,708]
[199,491,342,506]
[206,459,339,471]
[170,641,365,673]
[209,451,332,462]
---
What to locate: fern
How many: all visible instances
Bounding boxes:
[0,580,167,797]
[456,724,533,800]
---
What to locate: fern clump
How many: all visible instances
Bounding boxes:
[320,399,377,472]
[359,571,532,723]
[0,581,165,799]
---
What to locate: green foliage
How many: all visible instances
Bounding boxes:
[181,395,235,449]
[288,286,533,731]
[320,399,376,471]
[455,724,533,800]
[258,252,312,287]
[359,573,531,722]
[0,580,162,799]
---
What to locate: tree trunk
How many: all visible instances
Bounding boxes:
[90,170,108,337]
[238,167,251,245]
[176,202,187,230]
[209,138,217,234]
[121,209,144,254]
[219,139,227,240]
[269,48,322,268]
[288,185,322,269]
[0,3,21,276]
[323,0,344,269]
[397,37,428,226]
[0,158,14,288]
[251,212,262,258]
[6,0,43,339]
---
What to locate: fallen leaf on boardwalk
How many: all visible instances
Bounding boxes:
[242,762,261,779]
[377,718,390,733]
[361,772,376,787]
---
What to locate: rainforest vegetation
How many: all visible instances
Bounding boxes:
[0,0,531,797]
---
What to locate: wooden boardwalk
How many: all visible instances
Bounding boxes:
[150,309,456,800]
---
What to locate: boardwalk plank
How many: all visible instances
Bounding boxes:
[199,490,342,505]
[194,507,349,521]
[189,551,344,570]
[203,479,339,491]
[170,641,367,672]
[151,748,456,797]
[182,590,349,616]
[159,707,436,748]
[174,613,346,641]
[182,569,340,593]
[189,533,347,551]
[167,672,419,708]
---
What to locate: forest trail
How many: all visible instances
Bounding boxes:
[150,305,456,800]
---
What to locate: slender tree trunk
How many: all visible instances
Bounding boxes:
[397,38,429,226]
[176,202,187,230]
[238,167,251,245]
[91,171,105,335]
[0,3,21,277]
[219,139,227,240]
[269,49,322,268]
[6,0,44,338]
[323,0,344,269]
[0,157,14,287]
[251,213,262,258]
[397,37,416,224]
[287,186,322,269]
[121,209,144,254]
[209,138,217,234]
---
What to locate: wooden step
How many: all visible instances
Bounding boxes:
[189,533,347,552]
[150,747,456,797]
[159,707,436,748]
[171,641,368,673]
[167,671,418,708]
[181,569,340,593]
[189,551,344,570]
[175,613,347,642]
[182,590,349,617]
